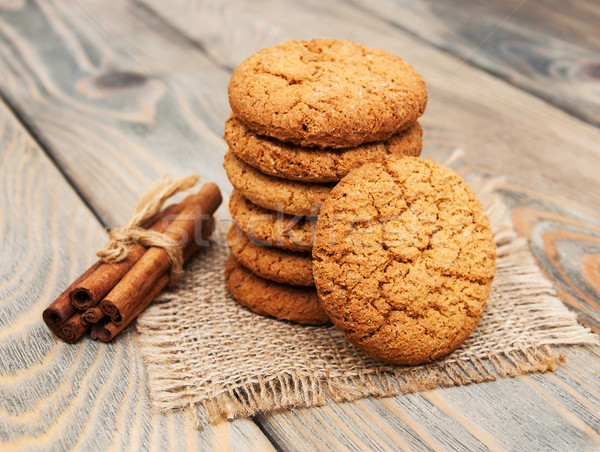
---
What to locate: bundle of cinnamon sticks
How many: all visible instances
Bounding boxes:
[43,182,222,343]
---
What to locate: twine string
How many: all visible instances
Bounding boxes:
[96,174,200,282]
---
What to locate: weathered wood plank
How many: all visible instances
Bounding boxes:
[256,347,600,452]
[0,0,231,226]
[1,0,600,450]
[345,0,600,126]
[502,184,600,333]
[0,100,274,450]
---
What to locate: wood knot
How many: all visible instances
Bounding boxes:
[96,71,147,89]
[583,62,600,80]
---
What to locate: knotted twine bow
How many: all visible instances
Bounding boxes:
[97,174,200,283]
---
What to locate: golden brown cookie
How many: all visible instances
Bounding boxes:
[228,39,427,149]
[312,157,496,365]
[224,115,423,182]
[229,189,314,252]
[224,151,333,216]
[225,255,329,325]
[227,225,313,286]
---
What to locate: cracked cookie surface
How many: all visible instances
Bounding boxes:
[225,255,329,325]
[229,189,315,252]
[227,225,314,286]
[224,150,333,216]
[228,39,427,148]
[224,115,423,182]
[312,157,496,365]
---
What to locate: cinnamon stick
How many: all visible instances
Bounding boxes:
[69,185,217,310]
[43,202,183,343]
[93,216,214,341]
[69,203,183,310]
[100,207,216,326]
[92,273,170,342]
[44,179,220,344]
[42,261,102,337]
[83,306,104,324]
[60,312,89,344]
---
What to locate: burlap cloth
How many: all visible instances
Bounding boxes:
[136,169,598,427]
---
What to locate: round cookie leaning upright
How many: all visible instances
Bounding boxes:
[312,157,497,365]
[228,39,427,149]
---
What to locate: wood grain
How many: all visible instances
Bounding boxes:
[504,184,600,333]
[1,0,600,450]
[256,346,600,452]
[0,101,273,450]
[0,0,231,226]
[345,0,600,127]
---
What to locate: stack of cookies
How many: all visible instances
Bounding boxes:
[223,39,428,326]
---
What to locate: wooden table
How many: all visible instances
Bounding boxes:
[1,1,599,450]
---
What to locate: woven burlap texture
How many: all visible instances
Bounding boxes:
[136,174,598,427]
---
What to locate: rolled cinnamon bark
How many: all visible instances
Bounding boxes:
[92,273,169,342]
[69,203,182,310]
[43,181,220,344]
[44,202,183,343]
[60,312,89,344]
[94,216,214,341]
[100,196,218,327]
[83,306,104,324]
[42,261,103,336]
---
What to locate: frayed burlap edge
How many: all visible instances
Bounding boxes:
[195,346,565,425]
[137,173,599,428]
